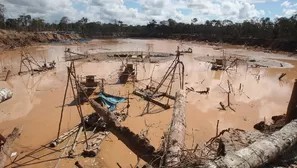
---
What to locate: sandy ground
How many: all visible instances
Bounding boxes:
[0,39,297,168]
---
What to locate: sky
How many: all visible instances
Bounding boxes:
[0,0,297,25]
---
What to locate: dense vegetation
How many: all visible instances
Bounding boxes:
[0,3,297,52]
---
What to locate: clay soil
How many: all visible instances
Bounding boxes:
[1,39,297,168]
[0,29,81,51]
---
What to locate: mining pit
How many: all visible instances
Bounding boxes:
[0,39,297,168]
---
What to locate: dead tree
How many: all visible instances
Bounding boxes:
[205,119,297,168]
[0,127,22,168]
[218,80,235,111]
[286,79,297,123]
[165,90,186,167]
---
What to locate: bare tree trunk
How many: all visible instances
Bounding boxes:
[0,127,22,168]
[205,119,297,168]
[286,79,297,123]
[89,100,160,165]
[165,90,186,167]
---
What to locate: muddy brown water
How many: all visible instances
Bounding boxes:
[0,39,297,168]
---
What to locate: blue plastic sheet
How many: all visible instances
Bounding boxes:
[98,91,126,111]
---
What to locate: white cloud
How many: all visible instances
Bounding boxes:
[1,0,77,22]
[281,0,291,8]
[281,0,297,8]
[187,0,264,21]
[283,9,297,16]
[280,0,297,17]
[1,0,266,25]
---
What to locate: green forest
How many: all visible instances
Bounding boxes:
[1,3,297,52]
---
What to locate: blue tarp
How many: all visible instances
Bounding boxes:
[98,91,126,111]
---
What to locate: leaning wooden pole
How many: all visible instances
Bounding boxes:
[165,90,187,167]
[0,127,22,168]
[89,100,159,165]
[286,79,297,123]
[205,119,297,168]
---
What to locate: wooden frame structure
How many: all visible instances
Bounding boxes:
[64,48,89,61]
[18,50,55,75]
[52,61,130,159]
[55,61,90,151]
[133,46,185,111]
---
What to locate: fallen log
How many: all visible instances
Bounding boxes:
[0,127,22,168]
[205,119,297,168]
[89,100,160,165]
[165,90,186,167]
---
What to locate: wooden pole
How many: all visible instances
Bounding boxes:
[286,79,297,123]
[216,120,220,136]
[19,54,23,75]
[205,119,297,168]
[227,80,231,107]
[68,67,89,148]
[68,126,83,156]
[165,90,186,167]
[57,69,71,139]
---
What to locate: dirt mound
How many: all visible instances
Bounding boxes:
[0,29,82,49]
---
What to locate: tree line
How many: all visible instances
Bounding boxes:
[0,3,297,51]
